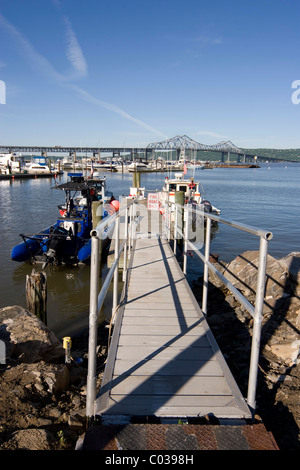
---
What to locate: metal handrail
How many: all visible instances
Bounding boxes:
[86,198,137,418]
[164,202,273,413]
[86,195,273,418]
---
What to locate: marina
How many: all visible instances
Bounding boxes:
[1,1,299,451]
[0,160,299,450]
[0,162,299,338]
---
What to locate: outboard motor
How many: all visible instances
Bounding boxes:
[203,200,212,213]
[45,226,69,264]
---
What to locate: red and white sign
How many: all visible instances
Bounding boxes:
[147,193,159,210]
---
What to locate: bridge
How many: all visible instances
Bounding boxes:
[0,135,284,162]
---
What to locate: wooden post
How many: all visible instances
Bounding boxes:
[26,269,47,325]
[133,171,140,188]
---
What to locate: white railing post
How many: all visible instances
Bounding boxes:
[183,206,188,275]
[174,203,178,254]
[167,202,171,241]
[247,236,269,411]
[202,217,211,316]
[123,205,129,278]
[86,235,100,419]
[113,215,120,315]
[128,203,132,257]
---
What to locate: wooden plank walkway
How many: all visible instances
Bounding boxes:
[96,233,251,420]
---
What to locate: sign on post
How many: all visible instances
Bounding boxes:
[147,193,159,211]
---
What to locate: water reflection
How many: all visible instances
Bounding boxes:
[1,164,299,339]
[12,260,115,339]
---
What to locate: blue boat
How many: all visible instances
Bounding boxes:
[11,173,118,266]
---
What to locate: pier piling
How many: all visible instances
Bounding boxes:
[26,269,47,325]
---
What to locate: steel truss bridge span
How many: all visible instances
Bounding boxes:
[146,135,243,153]
[0,136,244,155]
[0,135,288,162]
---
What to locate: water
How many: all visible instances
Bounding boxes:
[0,163,299,338]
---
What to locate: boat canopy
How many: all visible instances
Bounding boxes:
[53,173,106,192]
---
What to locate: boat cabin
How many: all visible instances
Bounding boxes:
[162,173,202,204]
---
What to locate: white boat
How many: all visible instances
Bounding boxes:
[128,161,150,172]
[25,156,52,174]
[114,161,131,172]
[61,157,83,170]
[127,186,146,200]
[92,161,118,172]
[0,153,26,174]
[159,172,220,216]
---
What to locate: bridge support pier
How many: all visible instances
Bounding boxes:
[112,150,120,160]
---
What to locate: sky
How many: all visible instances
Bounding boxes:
[0,0,300,149]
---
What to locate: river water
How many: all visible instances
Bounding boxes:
[0,162,299,338]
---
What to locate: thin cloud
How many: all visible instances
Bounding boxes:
[69,85,167,138]
[63,16,87,78]
[0,13,63,82]
[196,130,229,140]
[190,36,223,45]
[0,13,87,80]
[0,13,165,139]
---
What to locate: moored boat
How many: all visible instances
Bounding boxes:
[11,173,119,266]
[128,161,150,172]
[25,156,52,174]
[92,161,118,172]
[0,153,26,174]
[159,172,220,216]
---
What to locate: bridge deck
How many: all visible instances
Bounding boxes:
[96,234,251,420]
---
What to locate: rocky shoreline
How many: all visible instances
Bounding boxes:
[0,306,107,450]
[0,250,299,450]
[192,250,300,450]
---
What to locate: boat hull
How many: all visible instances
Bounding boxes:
[11,173,118,266]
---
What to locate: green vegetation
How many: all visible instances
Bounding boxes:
[191,148,300,162]
[242,148,300,162]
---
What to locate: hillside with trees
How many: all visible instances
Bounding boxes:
[242,148,300,162]
[193,148,300,162]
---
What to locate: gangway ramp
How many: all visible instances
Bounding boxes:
[96,234,251,420]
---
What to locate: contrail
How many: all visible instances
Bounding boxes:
[0,13,63,82]
[63,16,87,78]
[0,13,166,139]
[70,85,167,139]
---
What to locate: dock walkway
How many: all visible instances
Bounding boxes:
[96,233,251,420]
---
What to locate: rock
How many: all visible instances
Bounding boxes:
[0,306,64,363]
[268,340,300,367]
[68,410,86,429]
[1,362,69,396]
[222,251,292,312]
[38,363,70,394]
[278,252,300,297]
[0,429,56,450]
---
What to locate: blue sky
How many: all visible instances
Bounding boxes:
[0,0,299,149]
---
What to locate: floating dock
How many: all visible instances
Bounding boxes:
[98,235,252,420]
[0,172,61,180]
[80,206,278,451]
